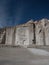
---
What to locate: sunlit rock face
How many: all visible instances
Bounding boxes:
[45,21,49,45]
[15,26,29,46]
[0,18,49,47]
[5,27,15,45]
[26,20,35,46]
[41,19,49,45]
[15,20,34,46]
[35,21,44,45]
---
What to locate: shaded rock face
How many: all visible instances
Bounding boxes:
[0,19,49,47]
[0,28,6,44]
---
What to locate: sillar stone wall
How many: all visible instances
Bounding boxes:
[4,19,49,47]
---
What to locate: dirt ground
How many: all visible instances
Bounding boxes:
[0,47,49,65]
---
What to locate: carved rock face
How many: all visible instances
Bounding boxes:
[0,19,49,47]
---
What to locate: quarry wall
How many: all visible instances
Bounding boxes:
[0,19,49,47]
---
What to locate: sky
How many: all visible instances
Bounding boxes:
[0,0,49,27]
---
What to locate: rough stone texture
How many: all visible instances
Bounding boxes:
[15,26,30,46]
[0,28,6,44]
[45,22,49,45]
[5,27,15,45]
[15,20,34,47]
[0,19,49,47]
[27,22,34,46]
[41,19,49,45]
[35,21,44,45]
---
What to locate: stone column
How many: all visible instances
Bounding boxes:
[45,22,49,45]
[5,27,14,45]
[41,19,49,45]
[28,23,35,46]
[23,26,29,46]
[35,22,44,45]
[15,27,20,46]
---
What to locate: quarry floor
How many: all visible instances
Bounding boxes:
[0,47,49,65]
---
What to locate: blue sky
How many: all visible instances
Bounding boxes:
[0,0,49,27]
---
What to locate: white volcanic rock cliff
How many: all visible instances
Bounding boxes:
[0,18,49,47]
